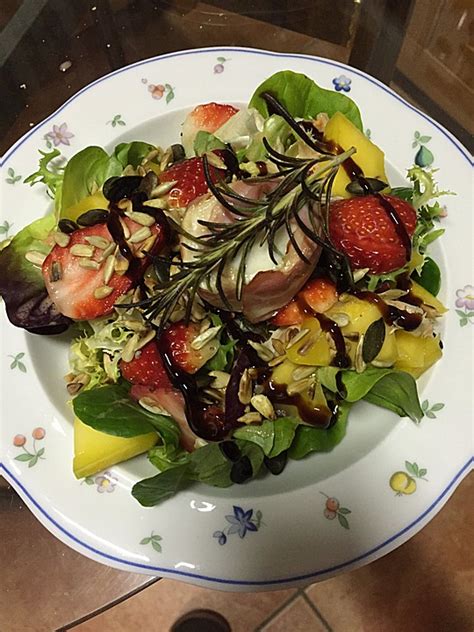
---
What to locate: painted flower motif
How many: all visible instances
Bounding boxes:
[320,493,351,529]
[94,471,117,493]
[142,78,175,104]
[213,505,263,545]
[140,531,163,553]
[213,56,229,74]
[332,75,351,92]
[13,428,46,467]
[390,461,428,496]
[45,123,74,147]
[5,168,21,184]
[421,400,445,419]
[456,285,474,310]
[0,220,13,237]
[8,352,26,372]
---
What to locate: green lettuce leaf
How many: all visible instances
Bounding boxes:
[72,384,181,445]
[289,401,351,459]
[233,417,299,457]
[60,146,122,213]
[249,70,363,130]
[243,114,292,162]
[0,214,70,332]
[114,141,157,168]
[193,131,226,156]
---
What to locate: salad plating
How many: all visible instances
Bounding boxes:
[0,71,450,506]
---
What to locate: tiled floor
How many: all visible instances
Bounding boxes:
[72,474,473,632]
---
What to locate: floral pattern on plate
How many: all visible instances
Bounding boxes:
[142,78,175,103]
[140,531,163,553]
[213,56,229,74]
[45,122,74,147]
[421,400,445,419]
[412,131,434,167]
[332,74,351,92]
[213,506,263,545]
[390,461,428,496]
[455,285,474,326]
[13,428,46,467]
[83,471,118,493]
[320,493,351,529]
[5,168,21,185]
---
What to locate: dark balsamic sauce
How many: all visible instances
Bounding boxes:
[263,379,332,428]
[354,291,422,331]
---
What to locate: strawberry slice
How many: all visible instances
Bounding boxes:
[329,195,417,274]
[130,384,196,451]
[271,278,338,326]
[42,217,163,320]
[181,102,239,155]
[161,322,219,374]
[160,153,226,208]
[120,340,172,390]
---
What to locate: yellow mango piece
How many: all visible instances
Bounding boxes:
[375,328,397,365]
[271,359,299,385]
[410,281,447,314]
[323,112,388,198]
[62,191,108,221]
[394,331,442,378]
[328,297,381,336]
[73,417,158,479]
[286,318,331,366]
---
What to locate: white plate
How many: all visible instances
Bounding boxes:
[1,47,472,591]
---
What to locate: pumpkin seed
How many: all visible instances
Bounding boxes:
[25,250,46,266]
[103,175,142,202]
[346,177,388,195]
[70,244,94,257]
[250,394,275,419]
[362,318,386,363]
[128,226,152,244]
[94,285,113,299]
[76,209,108,227]
[53,231,70,247]
[58,218,78,234]
[49,261,62,282]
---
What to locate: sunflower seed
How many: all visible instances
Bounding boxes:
[128,226,152,244]
[114,252,129,275]
[85,235,110,249]
[237,412,262,424]
[203,388,224,402]
[371,359,394,368]
[138,397,169,416]
[329,312,350,327]
[121,334,140,362]
[209,370,230,389]
[142,148,161,164]
[103,254,116,284]
[205,152,226,169]
[151,180,178,198]
[143,198,168,209]
[97,241,116,262]
[159,147,173,172]
[125,210,155,227]
[103,353,116,380]
[120,218,131,239]
[354,334,366,373]
[66,373,90,396]
[271,338,286,355]
[286,378,312,396]
[135,330,156,351]
[199,318,211,334]
[191,325,221,350]
[248,340,275,362]
[53,231,70,247]
[238,369,253,405]
[136,234,157,258]
[191,298,207,321]
[66,382,84,396]
[379,289,408,301]
[297,334,319,356]
[79,258,101,270]
[94,285,113,299]
[25,250,46,266]
[117,199,133,213]
[122,319,148,332]
[292,365,317,381]
[268,354,286,367]
[352,267,370,283]
[70,244,94,257]
[250,394,275,419]
[49,261,62,282]
[286,328,310,350]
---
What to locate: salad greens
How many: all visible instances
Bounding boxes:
[0,69,449,508]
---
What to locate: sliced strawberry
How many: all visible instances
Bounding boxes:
[161,322,219,374]
[301,278,338,313]
[181,102,239,155]
[130,384,196,451]
[271,278,338,326]
[160,153,226,208]
[120,340,172,390]
[42,217,163,320]
[329,195,417,274]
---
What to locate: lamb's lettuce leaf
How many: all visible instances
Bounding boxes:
[193,131,226,156]
[249,70,363,130]
[289,401,351,459]
[0,214,70,333]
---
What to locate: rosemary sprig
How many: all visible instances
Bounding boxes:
[139,147,355,327]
